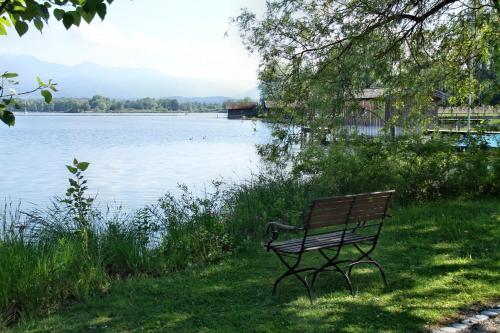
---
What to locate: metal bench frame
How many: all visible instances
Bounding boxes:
[265,190,394,300]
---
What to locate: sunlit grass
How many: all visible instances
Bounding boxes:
[8,198,499,333]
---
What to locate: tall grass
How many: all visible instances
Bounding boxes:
[225,174,311,240]
[0,202,106,326]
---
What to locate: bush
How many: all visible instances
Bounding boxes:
[298,134,500,203]
[154,184,232,271]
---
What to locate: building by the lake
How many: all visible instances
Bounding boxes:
[225,102,257,119]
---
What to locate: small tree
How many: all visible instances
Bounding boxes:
[62,158,94,259]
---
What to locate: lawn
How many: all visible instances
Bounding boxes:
[8,199,500,332]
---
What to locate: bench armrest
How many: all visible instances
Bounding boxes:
[265,220,303,251]
[266,221,303,232]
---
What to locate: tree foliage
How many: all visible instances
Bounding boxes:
[20,96,225,113]
[235,0,499,159]
[0,0,114,126]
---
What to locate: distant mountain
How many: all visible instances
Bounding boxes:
[0,54,259,100]
[168,96,231,104]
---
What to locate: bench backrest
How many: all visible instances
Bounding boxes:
[304,190,394,230]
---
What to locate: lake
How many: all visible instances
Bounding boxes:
[0,113,271,209]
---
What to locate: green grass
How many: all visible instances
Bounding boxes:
[7,198,499,333]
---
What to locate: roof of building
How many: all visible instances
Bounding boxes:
[264,89,448,108]
[225,102,257,110]
[353,88,386,100]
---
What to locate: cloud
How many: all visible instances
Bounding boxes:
[75,21,259,92]
[1,0,261,94]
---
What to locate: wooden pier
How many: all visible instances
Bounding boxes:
[426,129,500,135]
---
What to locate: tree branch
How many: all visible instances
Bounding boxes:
[1,86,44,99]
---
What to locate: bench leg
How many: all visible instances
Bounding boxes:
[310,249,353,296]
[347,243,388,286]
[271,250,314,301]
[348,260,388,286]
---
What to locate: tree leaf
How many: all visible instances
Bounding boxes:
[14,20,28,36]
[83,0,98,11]
[53,8,65,20]
[66,165,78,174]
[77,162,90,171]
[62,13,73,29]
[39,5,50,20]
[81,10,96,24]
[0,16,12,27]
[0,16,11,36]
[41,89,52,103]
[96,3,106,20]
[34,18,44,32]
[0,110,15,127]
[70,11,81,26]
[2,72,18,78]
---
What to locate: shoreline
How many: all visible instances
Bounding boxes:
[14,110,227,115]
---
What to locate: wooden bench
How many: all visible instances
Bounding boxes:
[265,190,394,300]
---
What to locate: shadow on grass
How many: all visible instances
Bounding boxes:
[12,199,500,333]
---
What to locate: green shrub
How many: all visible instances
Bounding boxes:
[301,134,500,203]
[155,184,232,271]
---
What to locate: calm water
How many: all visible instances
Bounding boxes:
[0,113,271,209]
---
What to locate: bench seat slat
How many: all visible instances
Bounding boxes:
[269,232,375,253]
[313,200,354,210]
[349,211,386,221]
[308,210,386,226]
[311,203,386,221]
[271,230,345,247]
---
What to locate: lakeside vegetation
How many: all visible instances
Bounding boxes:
[5,198,500,332]
[18,96,225,113]
[1,134,499,330]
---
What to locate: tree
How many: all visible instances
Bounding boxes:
[89,95,110,111]
[235,0,499,159]
[0,0,114,126]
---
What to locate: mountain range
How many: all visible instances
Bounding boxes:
[1,54,258,102]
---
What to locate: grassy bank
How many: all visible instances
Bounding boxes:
[8,198,500,332]
[1,135,499,329]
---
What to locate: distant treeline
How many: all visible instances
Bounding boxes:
[19,96,225,113]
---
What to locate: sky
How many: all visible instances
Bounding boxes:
[1,0,266,95]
